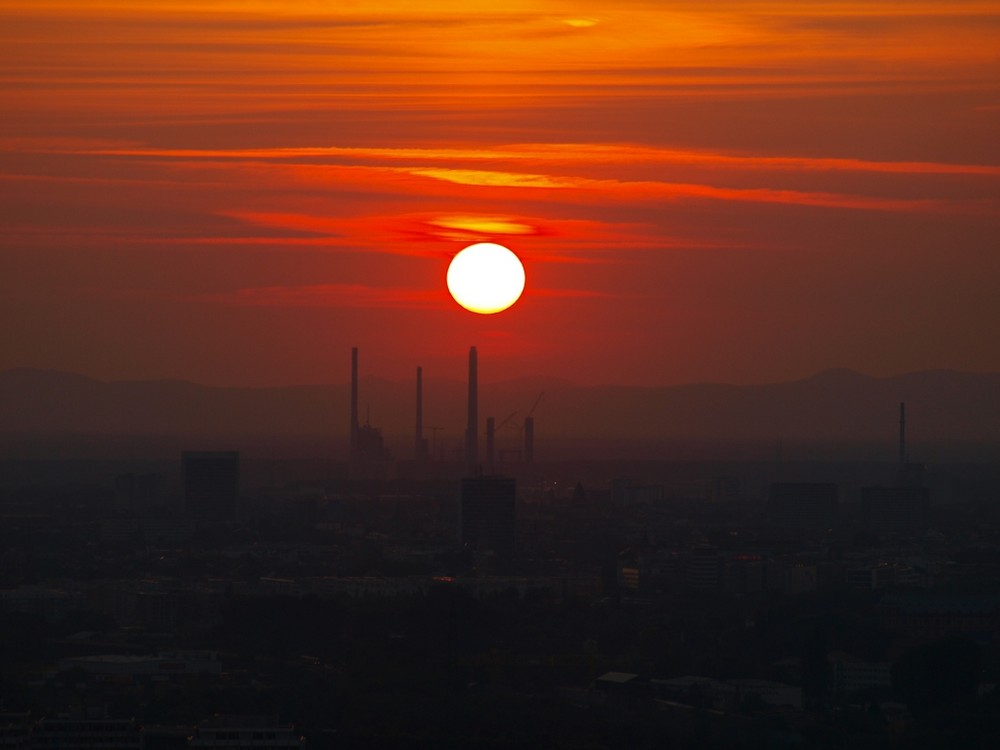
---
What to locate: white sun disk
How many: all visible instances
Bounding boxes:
[447,242,525,314]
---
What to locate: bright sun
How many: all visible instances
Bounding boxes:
[447,242,525,314]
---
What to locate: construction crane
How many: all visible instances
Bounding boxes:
[526,391,545,420]
[495,411,518,432]
[484,412,517,473]
[495,394,545,468]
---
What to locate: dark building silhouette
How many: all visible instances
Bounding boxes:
[465,345,478,473]
[485,416,496,473]
[32,710,142,749]
[113,472,163,515]
[415,365,427,462]
[357,420,392,462]
[182,451,239,521]
[189,715,304,748]
[768,482,838,529]
[878,593,1000,644]
[350,346,359,462]
[686,544,723,590]
[460,475,515,560]
[898,401,907,465]
[347,347,393,479]
[857,400,930,534]
[862,486,930,535]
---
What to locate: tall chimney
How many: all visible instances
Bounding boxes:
[524,416,535,465]
[899,401,906,465]
[486,416,495,474]
[415,366,424,462]
[466,346,478,473]
[350,347,359,459]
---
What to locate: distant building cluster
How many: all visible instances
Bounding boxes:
[0,712,302,749]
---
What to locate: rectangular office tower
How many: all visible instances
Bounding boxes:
[460,476,516,560]
[182,451,240,521]
[465,346,478,473]
[862,486,930,535]
[768,482,838,529]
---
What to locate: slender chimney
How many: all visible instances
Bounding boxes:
[466,346,478,473]
[350,347,359,459]
[415,366,424,462]
[524,416,535,465]
[899,401,906,465]
[486,416,495,474]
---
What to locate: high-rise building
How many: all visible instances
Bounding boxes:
[465,346,478,473]
[347,346,393,479]
[113,472,163,515]
[686,545,723,590]
[188,715,304,749]
[523,416,535,465]
[768,483,838,529]
[861,486,929,535]
[460,476,515,560]
[182,451,239,521]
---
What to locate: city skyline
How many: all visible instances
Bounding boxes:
[2,1,999,388]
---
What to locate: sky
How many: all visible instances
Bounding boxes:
[1,0,999,388]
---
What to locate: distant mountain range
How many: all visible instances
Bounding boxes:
[1,369,997,458]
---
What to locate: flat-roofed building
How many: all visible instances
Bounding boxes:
[862,486,929,535]
[828,652,892,696]
[460,476,516,560]
[686,545,722,590]
[33,715,142,750]
[182,451,239,521]
[188,716,303,749]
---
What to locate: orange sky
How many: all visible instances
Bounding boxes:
[2,0,999,386]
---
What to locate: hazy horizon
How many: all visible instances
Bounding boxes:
[5,363,999,391]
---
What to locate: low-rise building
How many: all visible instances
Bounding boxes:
[828,651,893,696]
[188,715,303,749]
[33,714,142,750]
[58,651,222,679]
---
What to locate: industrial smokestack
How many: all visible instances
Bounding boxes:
[899,401,906,465]
[350,347,359,459]
[524,416,535,465]
[486,416,495,474]
[466,346,478,473]
[415,366,424,462]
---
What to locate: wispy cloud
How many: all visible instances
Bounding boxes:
[66,142,1000,177]
[390,167,962,214]
[209,283,445,310]
[88,146,983,214]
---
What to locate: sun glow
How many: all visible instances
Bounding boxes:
[446,243,525,314]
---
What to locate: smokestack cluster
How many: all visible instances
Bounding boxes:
[348,345,506,474]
